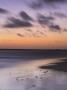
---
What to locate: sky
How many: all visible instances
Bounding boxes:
[0,0,67,49]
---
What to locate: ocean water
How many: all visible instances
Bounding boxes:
[0,50,67,90]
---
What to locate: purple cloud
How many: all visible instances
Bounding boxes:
[0,8,9,14]
[3,17,32,28]
[49,24,61,32]
[19,11,33,21]
[37,14,54,27]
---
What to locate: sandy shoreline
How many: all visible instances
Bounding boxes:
[0,58,67,90]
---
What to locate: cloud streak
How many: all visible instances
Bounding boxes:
[43,0,66,3]
[49,24,61,32]
[20,11,33,21]
[28,0,43,9]
[53,12,67,18]
[0,8,9,14]
[28,0,66,9]
[17,33,25,37]
[37,14,54,27]
[64,29,67,32]
[3,17,32,28]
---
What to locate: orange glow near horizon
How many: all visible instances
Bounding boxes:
[0,27,67,49]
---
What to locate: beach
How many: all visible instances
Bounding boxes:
[0,57,67,90]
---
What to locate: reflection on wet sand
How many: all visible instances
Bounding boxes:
[0,58,67,90]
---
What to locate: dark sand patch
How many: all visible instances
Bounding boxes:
[39,59,67,72]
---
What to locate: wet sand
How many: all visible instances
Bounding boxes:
[0,58,67,90]
[39,58,67,72]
